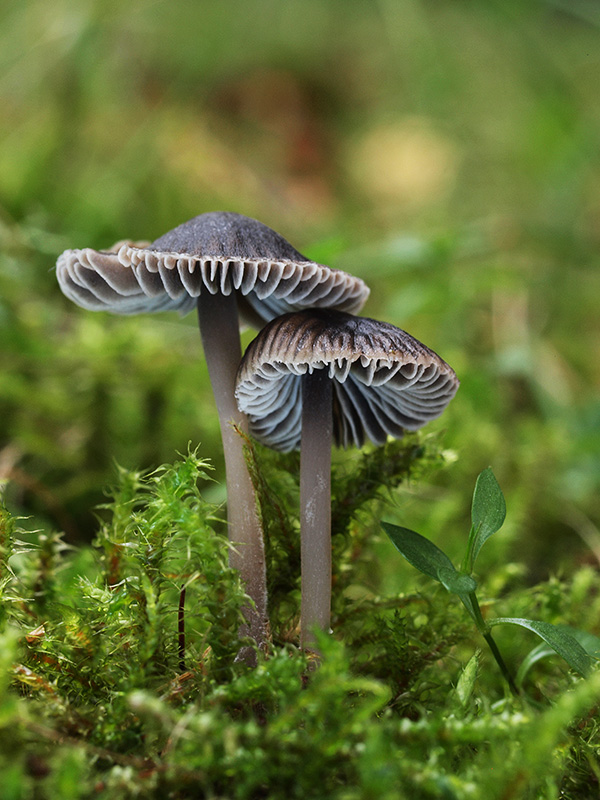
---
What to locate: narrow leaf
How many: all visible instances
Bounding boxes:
[470,468,506,565]
[489,617,593,677]
[516,626,600,686]
[382,522,455,583]
[437,568,478,595]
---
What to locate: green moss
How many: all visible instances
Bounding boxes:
[0,448,599,798]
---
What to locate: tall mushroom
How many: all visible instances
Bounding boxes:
[235,308,459,649]
[56,212,369,656]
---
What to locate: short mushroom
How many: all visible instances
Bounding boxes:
[56,212,369,655]
[235,308,459,649]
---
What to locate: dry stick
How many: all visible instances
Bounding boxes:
[197,291,269,660]
[300,370,333,650]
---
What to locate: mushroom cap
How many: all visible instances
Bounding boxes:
[235,309,459,451]
[56,212,369,326]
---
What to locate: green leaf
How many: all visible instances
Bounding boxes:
[382,522,455,582]
[437,568,478,595]
[516,625,600,686]
[489,618,593,678]
[454,651,480,708]
[469,468,506,567]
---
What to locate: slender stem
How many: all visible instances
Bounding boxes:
[468,592,519,696]
[466,591,488,634]
[178,585,186,672]
[483,631,520,697]
[461,525,477,575]
[197,292,269,660]
[300,369,333,650]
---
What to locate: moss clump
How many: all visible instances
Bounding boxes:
[1,446,599,799]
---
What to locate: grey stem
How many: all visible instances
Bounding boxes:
[300,369,333,650]
[197,292,269,660]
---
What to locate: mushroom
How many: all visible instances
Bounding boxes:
[56,212,369,656]
[235,308,459,649]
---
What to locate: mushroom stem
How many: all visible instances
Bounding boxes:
[197,292,269,659]
[300,369,333,650]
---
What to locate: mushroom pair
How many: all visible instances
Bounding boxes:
[56,211,459,654]
[235,308,459,648]
[56,212,369,654]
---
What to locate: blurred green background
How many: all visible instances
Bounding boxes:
[1,0,599,584]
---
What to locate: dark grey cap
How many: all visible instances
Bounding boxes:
[235,309,459,451]
[56,212,369,326]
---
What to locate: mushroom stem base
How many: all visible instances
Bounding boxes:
[197,292,269,661]
[300,369,333,650]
